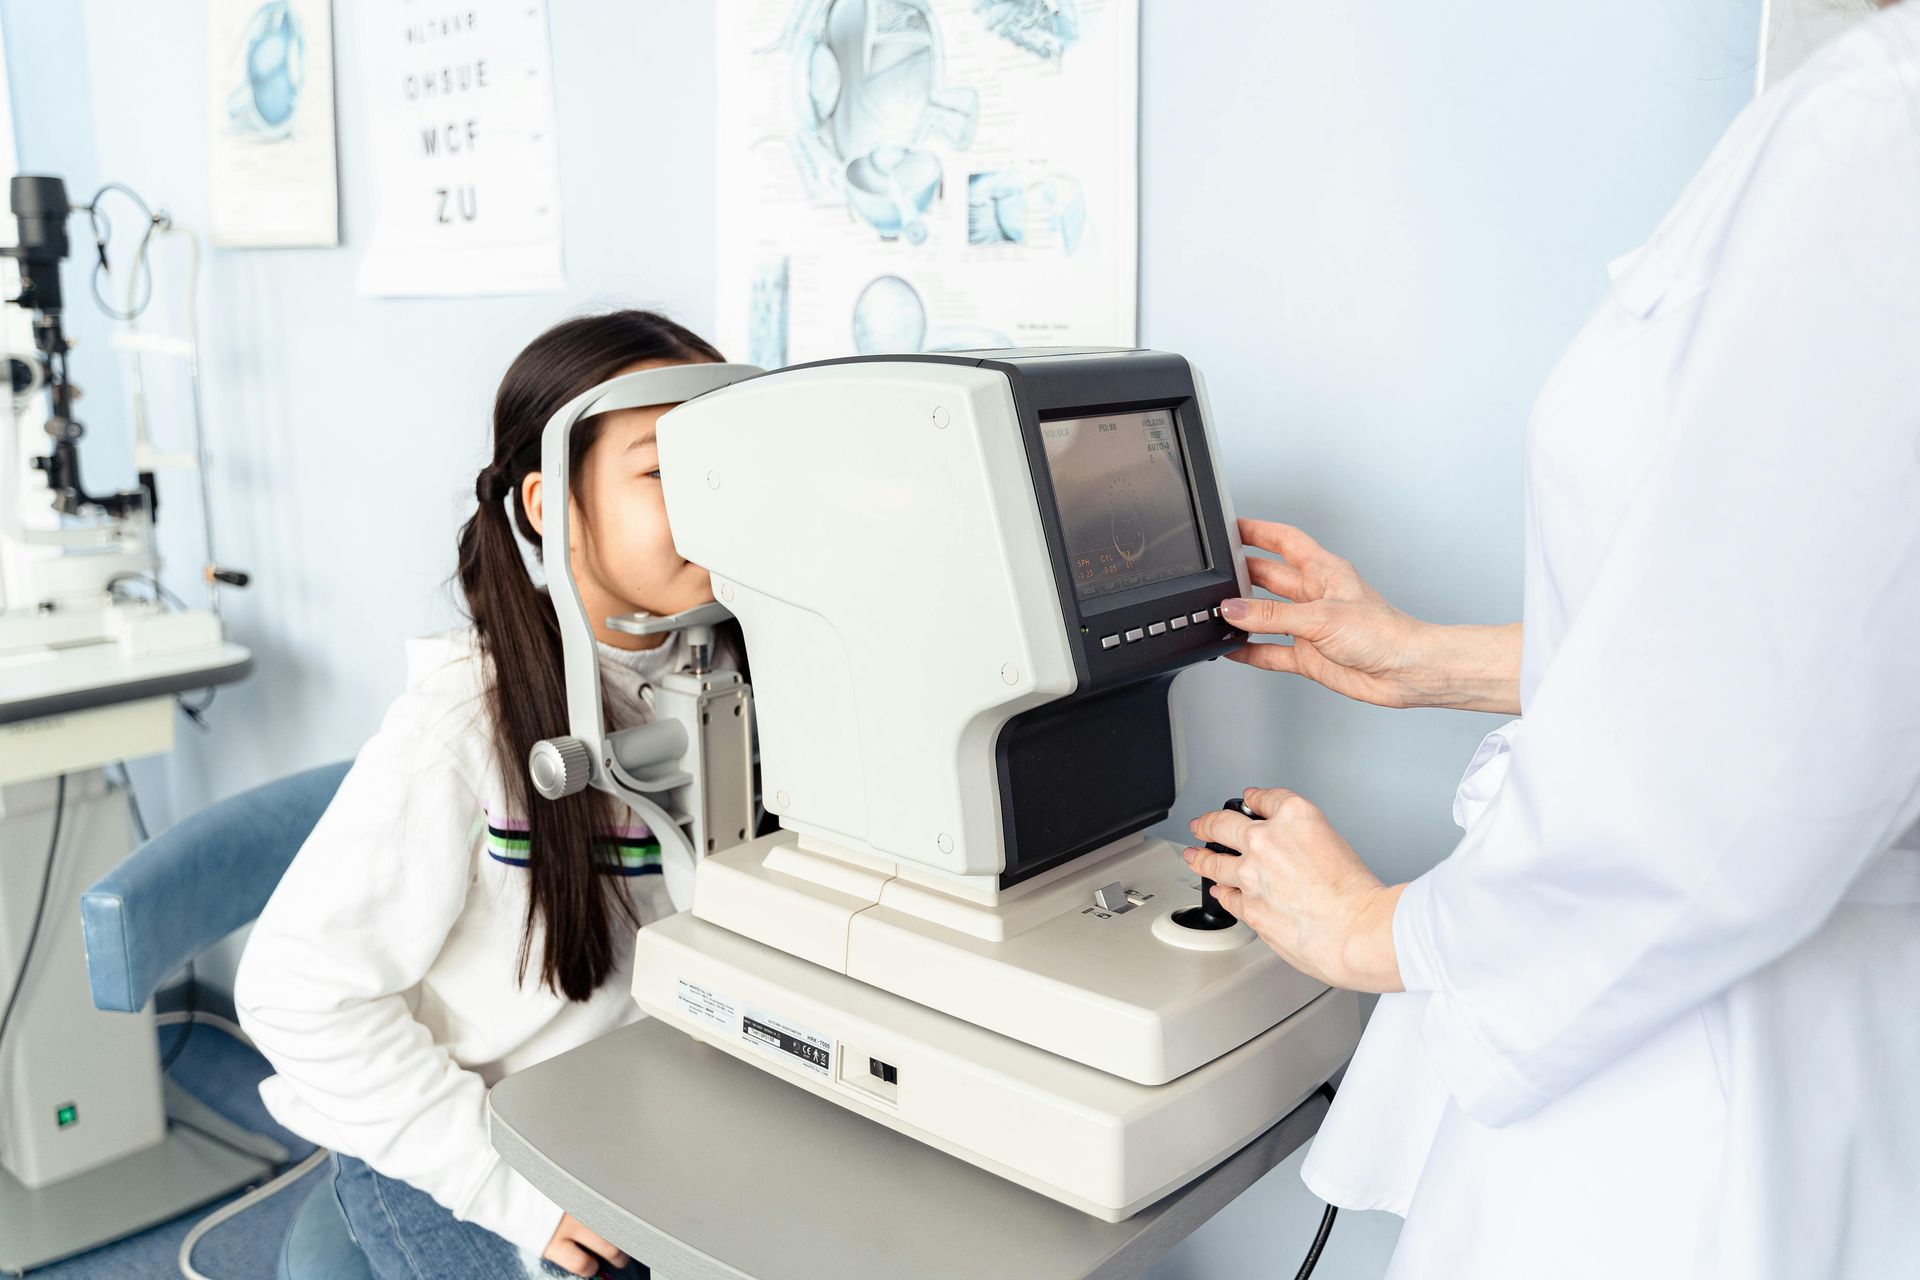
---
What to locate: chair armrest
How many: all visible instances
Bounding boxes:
[82,761,352,1012]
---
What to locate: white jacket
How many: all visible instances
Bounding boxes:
[1304,9,1920,1277]
[236,630,684,1254]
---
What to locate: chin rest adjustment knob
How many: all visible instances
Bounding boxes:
[529,736,592,800]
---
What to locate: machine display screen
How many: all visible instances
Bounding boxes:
[1039,408,1208,601]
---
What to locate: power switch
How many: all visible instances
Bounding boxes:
[1093,882,1133,913]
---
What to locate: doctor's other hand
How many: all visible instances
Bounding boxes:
[1185,787,1405,994]
[1223,519,1522,716]
[545,1213,630,1277]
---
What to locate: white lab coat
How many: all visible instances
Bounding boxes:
[1301,10,1920,1278]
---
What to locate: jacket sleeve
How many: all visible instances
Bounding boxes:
[235,693,563,1254]
[1392,56,1920,1127]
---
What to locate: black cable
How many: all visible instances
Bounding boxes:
[116,761,150,843]
[159,961,198,1074]
[0,776,67,1061]
[1293,1204,1339,1280]
[1290,1081,1341,1280]
[85,182,157,321]
[177,685,218,728]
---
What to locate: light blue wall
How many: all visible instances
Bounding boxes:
[6,2,1760,1276]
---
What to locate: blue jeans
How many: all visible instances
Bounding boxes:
[330,1154,648,1280]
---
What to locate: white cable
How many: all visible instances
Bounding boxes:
[167,224,222,616]
[153,1008,254,1050]
[176,1146,330,1280]
[155,1007,321,1279]
[120,217,222,614]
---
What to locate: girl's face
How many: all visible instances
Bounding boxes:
[522,362,715,647]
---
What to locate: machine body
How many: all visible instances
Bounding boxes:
[0,176,255,1267]
[602,350,1360,1218]
[0,174,231,660]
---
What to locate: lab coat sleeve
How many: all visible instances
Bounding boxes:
[1392,67,1920,1127]
[234,696,563,1255]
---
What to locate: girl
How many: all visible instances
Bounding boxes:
[237,311,736,1280]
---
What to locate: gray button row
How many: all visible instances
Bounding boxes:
[1101,607,1222,652]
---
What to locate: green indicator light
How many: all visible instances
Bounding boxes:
[55,1104,77,1128]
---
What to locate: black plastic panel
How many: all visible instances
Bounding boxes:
[973,351,1243,691]
[995,676,1179,886]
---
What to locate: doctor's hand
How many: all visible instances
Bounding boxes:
[1224,519,1522,716]
[1185,787,1406,994]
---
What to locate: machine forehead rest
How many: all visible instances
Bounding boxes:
[579,362,763,421]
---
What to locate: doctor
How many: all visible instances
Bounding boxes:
[1185,4,1920,1278]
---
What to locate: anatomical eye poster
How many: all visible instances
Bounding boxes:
[353,0,565,296]
[715,0,1139,368]
[207,0,341,248]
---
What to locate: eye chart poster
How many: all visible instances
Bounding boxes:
[354,0,564,296]
[715,0,1140,368]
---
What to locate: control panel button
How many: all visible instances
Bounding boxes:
[1169,616,1189,631]
[1100,634,1120,650]
[1190,610,1209,624]
[1147,622,1167,637]
[1124,627,1145,643]
[1093,882,1133,913]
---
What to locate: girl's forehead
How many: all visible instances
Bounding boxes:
[596,403,672,446]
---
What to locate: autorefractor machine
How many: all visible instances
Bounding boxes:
[528,349,1360,1220]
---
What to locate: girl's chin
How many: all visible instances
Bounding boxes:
[621,584,715,619]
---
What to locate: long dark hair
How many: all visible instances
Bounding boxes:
[457,310,724,1001]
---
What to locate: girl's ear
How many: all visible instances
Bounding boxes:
[522,470,544,538]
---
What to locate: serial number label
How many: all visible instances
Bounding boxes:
[741,1006,832,1078]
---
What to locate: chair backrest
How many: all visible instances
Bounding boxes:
[81,761,352,1013]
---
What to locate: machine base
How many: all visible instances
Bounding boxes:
[693,833,1331,1084]
[0,1124,274,1275]
[633,912,1360,1221]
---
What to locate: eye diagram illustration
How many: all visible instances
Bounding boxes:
[771,0,981,244]
[974,0,1081,64]
[851,275,1010,354]
[967,169,1088,253]
[852,274,928,353]
[750,258,792,369]
[1108,480,1148,567]
[227,1,306,142]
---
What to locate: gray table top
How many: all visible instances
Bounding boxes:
[0,641,252,726]
[490,1018,1330,1280]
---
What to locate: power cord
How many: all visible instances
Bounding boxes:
[0,776,67,1062]
[177,1148,330,1280]
[151,1011,333,1280]
[159,961,199,1073]
[1292,1082,1340,1280]
[117,761,151,842]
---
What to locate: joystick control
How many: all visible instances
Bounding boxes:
[1172,797,1252,931]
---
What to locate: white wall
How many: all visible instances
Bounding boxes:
[4,2,1762,1276]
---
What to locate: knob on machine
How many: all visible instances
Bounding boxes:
[1173,797,1252,931]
